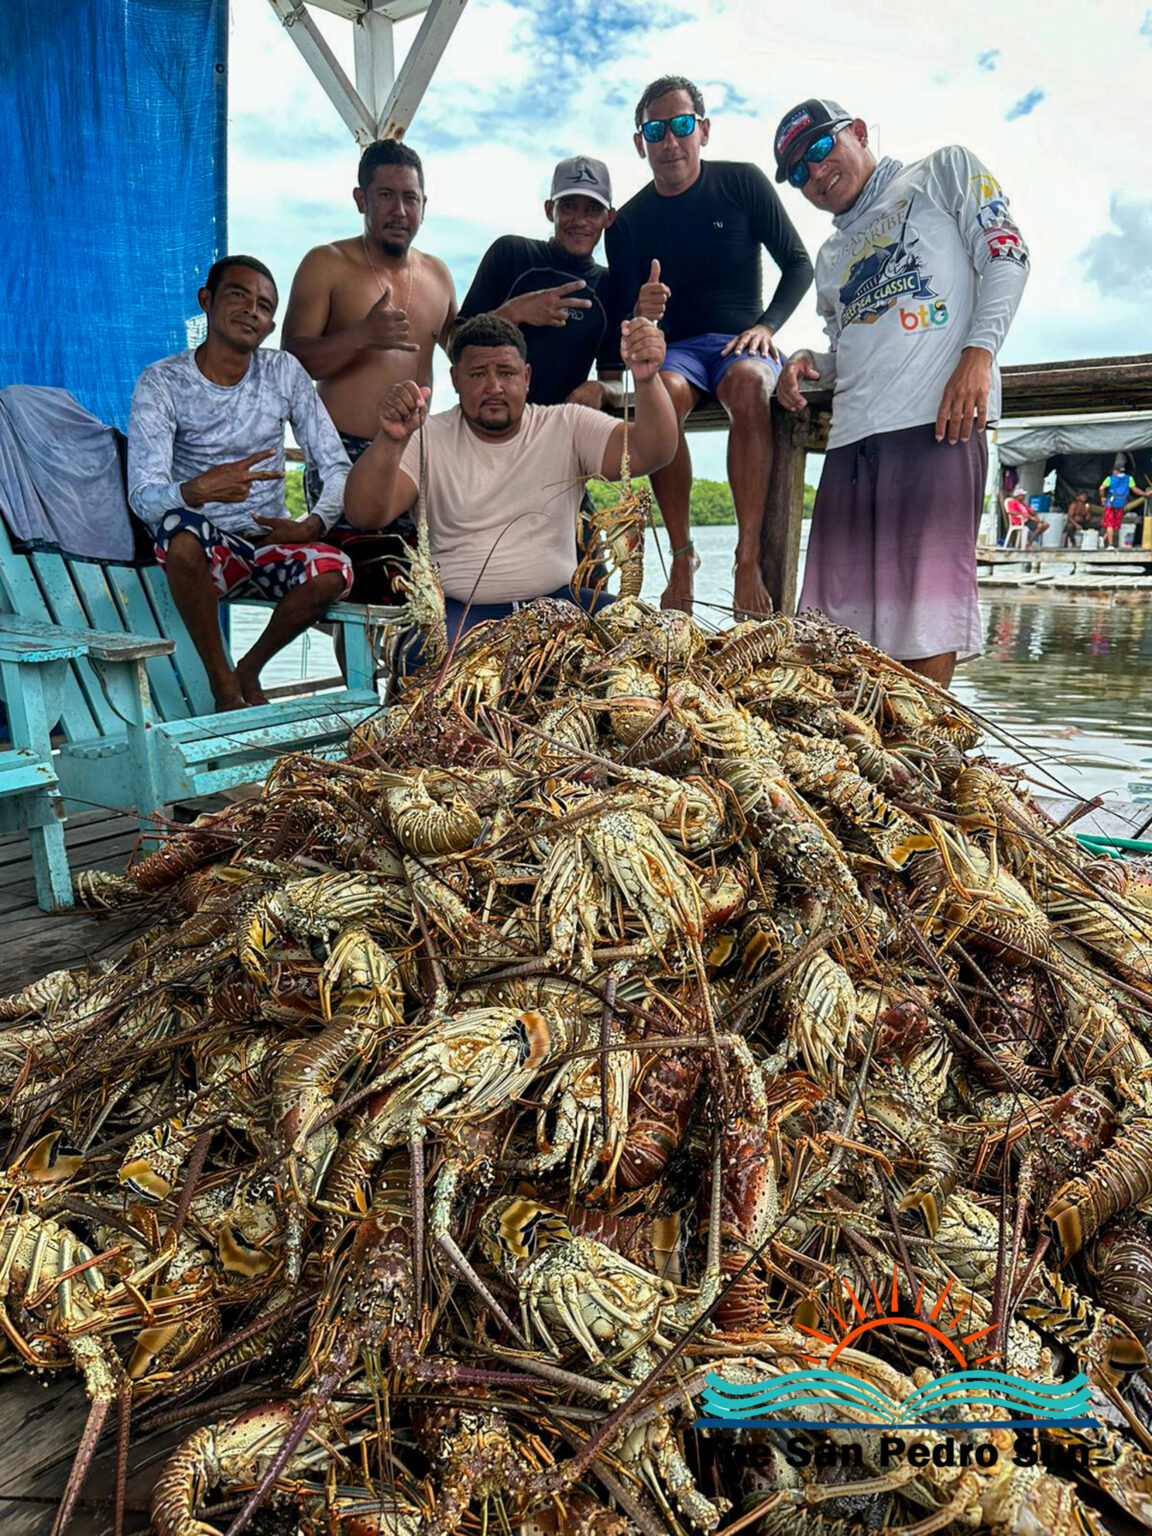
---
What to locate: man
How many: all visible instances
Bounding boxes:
[343,314,677,639]
[774,99,1030,687]
[604,75,813,618]
[1064,492,1093,547]
[282,139,457,598]
[128,256,352,711]
[1099,457,1148,548]
[458,156,615,409]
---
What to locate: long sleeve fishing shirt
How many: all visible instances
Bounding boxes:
[128,349,349,535]
[805,147,1030,450]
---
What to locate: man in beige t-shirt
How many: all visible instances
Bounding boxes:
[343,312,677,639]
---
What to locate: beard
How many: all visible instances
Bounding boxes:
[468,402,518,434]
[378,233,412,257]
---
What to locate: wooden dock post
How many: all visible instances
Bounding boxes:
[760,401,809,614]
[757,399,831,615]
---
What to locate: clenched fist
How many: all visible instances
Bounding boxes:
[376,381,432,442]
[619,316,666,384]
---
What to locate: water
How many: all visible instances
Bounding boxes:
[231,522,1152,805]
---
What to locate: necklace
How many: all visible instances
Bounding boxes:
[362,233,415,315]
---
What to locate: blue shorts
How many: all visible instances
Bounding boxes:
[661,332,785,397]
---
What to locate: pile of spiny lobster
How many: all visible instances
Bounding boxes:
[7,587,1152,1535]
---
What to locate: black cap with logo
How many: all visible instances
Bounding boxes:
[772,98,853,183]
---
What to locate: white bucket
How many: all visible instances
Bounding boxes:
[1121,520,1138,548]
[1043,512,1067,548]
[1081,528,1101,550]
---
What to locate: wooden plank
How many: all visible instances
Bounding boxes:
[0,612,170,662]
[113,565,205,724]
[0,526,98,740]
[139,567,218,718]
[0,1371,182,1534]
[0,634,88,663]
[155,689,377,748]
[26,553,133,737]
[0,753,61,794]
[0,813,137,869]
[0,909,142,990]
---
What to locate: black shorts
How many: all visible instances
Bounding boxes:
[305,430,415,605]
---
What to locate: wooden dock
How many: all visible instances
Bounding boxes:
[0,809,153,992]
[976,545,1152,594]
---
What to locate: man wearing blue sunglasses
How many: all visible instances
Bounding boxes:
[773,98,1029,688]
[602,75,813,618]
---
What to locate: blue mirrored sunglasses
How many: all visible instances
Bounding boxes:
[787,131,840,188]
[641,113,698,144]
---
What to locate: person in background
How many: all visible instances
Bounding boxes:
[1023,501,1049,549]
[342,314,678,643]
[1064,491,1093,547]
[282,140,456,600]
[457,156,615,409]
[603,75,813,618]
[1099,456,1149,549]
[128,256,352,711]
[775,99,1029,687]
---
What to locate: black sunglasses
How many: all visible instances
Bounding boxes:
[640,113,698,144]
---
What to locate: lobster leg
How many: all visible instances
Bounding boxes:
[437,1231,529,1347]
[52,1335,127,1536]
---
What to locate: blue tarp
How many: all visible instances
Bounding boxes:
[0,0,227,431]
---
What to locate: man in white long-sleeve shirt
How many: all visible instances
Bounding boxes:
[129,255,354,710]
[773,100,1029,686]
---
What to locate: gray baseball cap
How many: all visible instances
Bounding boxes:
[550,155,613,208]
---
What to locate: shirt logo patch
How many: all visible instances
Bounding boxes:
[839,235,937,327]
[713,220,724,229]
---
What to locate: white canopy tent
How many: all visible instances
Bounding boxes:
[266,0,468,145]
[997,412,1152,470]
[983,410,1152,546]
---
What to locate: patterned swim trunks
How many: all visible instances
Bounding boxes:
[155,509,353,602]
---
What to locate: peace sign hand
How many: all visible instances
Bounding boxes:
[181,449,283,508]
[506,281,593,328]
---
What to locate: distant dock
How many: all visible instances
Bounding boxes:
[977,545,1152,594]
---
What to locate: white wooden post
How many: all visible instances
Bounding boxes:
[265,0,469,145]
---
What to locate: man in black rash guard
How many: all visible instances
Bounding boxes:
[603,75,813,618]
[457,156,616,409]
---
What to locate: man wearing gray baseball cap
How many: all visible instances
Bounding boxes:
[773,101,1030,687]
[457,155,618,409]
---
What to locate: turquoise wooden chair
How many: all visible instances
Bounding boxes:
[0,517,401,908]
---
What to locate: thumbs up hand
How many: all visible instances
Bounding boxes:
[359,285,419,352]
[634,258,671,323]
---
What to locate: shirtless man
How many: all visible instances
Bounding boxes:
[283,138,457,597]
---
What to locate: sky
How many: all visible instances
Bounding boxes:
[227,0,1152,480]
